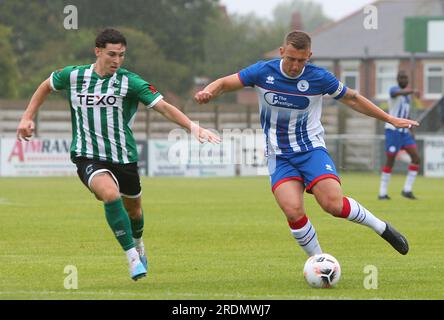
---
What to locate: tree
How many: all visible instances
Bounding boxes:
[272,0,332,32]
[18,27,193,97]
[0,0,66,62]
[18,29,95,97]
[198,0,332,84]
[71,0,219,69]
[0,24,19,98]
[118,27,192,95]
[199,11,284,80]
[0,0,220,98]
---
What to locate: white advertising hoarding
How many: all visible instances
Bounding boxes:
[238,132,268,176]
[148,139,236,177]
[424,136,444,177]
[1,138,76,176]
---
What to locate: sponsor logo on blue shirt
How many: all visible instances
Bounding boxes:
[264,92,310,110]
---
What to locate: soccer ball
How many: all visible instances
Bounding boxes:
[303,253,341,288]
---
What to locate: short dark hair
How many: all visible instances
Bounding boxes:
[284,30,311,50]
[95,28,127,48]
[397,70,408,78]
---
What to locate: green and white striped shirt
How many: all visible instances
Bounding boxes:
[50,64,162,164]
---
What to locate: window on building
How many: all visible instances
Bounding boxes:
[313,60,334,73]
[375,61,398,100]
[424,63,444,99]
[341,61,360,91]
[343,71,359,90]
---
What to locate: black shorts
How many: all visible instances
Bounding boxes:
[74,157,142,198]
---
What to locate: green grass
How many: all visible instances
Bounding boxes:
[0,173,443,300]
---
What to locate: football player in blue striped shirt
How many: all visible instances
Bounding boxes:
[195,30,418,258]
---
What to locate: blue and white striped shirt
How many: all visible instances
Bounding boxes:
[238,59,347,156]
[385,86,411,133]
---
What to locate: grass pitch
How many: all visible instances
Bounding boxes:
[0,173,443,300]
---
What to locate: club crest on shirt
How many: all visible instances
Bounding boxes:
[297,80,309,92]
[111,78,121,88]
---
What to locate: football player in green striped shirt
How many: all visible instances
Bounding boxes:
[16,28,219,281]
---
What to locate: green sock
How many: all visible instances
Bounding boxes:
[104,198,135,251]
[131,209,144,239]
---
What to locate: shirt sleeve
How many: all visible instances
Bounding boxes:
[238,61,266,87]
[50,66,74,91]
[321,70,347,100]
[132,75,163,108]
[390,86,400,98]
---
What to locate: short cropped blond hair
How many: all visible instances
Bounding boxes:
[284,30,311,50]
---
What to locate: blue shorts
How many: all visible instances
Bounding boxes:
[268,148,340,193]
[385,129,416,155]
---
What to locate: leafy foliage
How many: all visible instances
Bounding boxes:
[273,0,332,32]
[0,0,331,98]
[0,24,19,98]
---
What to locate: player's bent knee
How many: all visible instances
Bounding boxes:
[320,201,343,217]
[93,183,120,202]
[97,190,120,203]
[281,205,305,220]
[90,173,120,202]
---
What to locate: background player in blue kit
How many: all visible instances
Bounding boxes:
[195,31,419,257]
[379,71,420,200]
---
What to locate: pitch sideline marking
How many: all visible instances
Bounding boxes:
[0,290,357,300]
[0,198,26,206]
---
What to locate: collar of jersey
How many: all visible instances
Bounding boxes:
[92,63,117,79]
[279,59,305,80]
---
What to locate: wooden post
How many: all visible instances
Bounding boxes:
[214,104,219,131]
[145,108,151,139]
[34,111,40,137]
[410,52,417,108]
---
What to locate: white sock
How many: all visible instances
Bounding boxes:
[379,172,391,196]
[343,197,386,235]
[133,237,145,256]
[125,247,140,267]
[403,165,418,192]
[289,216,322,257]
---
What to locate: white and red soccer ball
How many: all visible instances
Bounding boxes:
[303,253,341,288]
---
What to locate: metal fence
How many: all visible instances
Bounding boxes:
[325,134,425,174]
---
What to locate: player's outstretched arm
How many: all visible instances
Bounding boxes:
[16,78,53,141]
[194,74,244,104]
[153,99,220,144]
[339,88,419,129]
[392,88,420,98]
